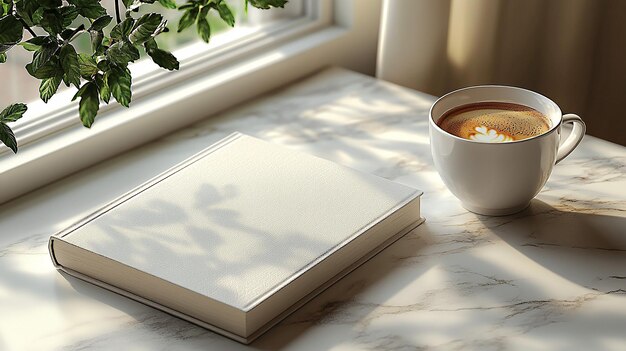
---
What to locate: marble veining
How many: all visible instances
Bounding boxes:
[0,68,625,350]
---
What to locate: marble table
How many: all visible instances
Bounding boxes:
[1,68,625,351]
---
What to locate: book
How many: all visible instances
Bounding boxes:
[49,132,423,344]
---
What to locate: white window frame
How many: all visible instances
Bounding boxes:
[0,0,382,204]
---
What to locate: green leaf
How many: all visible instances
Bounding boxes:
[60,44,80,88]
[39,74,63,103]
[26,44,59,78]
[95,73,111,103]
[111,17,135,40]
[158,0,176,9]
[78,53,98,78]
[77,82,99,127]
[26,42,59,77]
[0,5,7,17]
[61,29,73,40]
[0,52,5,63]
[59,6,79,27]
[126,0,142,11]
[38,0,62,9]
[122,0,134,8]
[177,7,198,32]
[146,43,179,71]
[15,0,39,26]
[178,3,194,10]
[148,49,179,70]
[40,9,64,35]
[19,37,47,51]
[217,2,234,27]
[144,37,158,51]
[200,4,210,18]
[129,13,162,44]
[133,11,154,29]
[97,58,110,72]
[107,40,140,65]
[108,64,132,107]
[0,103,27,122]
[60,24,85,41]
[0,15,23,53]
[155,20,168,36]
[25,57,61,79]
[67,0,107,19]
[71,82,89,101]
[0,122,18,153]
[90,30,104,53]
[32,7,44,24]
[82,3,107,19]
[90,15,112,31]
[0,0,10,17]
[197,16,210,43]
[248,0,287,9]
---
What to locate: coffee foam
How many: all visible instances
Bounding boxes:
[438,102,550,142]
[470,125,514,142]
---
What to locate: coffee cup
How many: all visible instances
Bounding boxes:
[429,85,586,216]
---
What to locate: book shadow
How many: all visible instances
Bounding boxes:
[60,272,257,349]
[58,222,431,350]
[253,224,432,350]
[476,198,626,289]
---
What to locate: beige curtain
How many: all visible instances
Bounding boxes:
[377,0,626,146]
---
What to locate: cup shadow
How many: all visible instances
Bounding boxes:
[476,199,626,290]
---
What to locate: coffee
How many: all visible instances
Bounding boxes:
[437,102,550,142]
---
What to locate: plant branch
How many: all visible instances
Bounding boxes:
[64,25,87,45]
[114,0,122,23]
[19,18,38,38]
[10,0,36,37]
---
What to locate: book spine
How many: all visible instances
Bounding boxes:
[48,250,251,344]
[48,236,61,268]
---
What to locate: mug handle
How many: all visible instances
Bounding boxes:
[556,114,586,164]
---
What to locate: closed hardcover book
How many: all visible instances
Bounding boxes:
[49,132,423,344]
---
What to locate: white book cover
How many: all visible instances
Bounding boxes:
[49,132,423,343]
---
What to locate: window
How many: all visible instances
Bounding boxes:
[0,0,382,205]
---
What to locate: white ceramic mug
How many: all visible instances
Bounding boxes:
[429,85,586,216]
